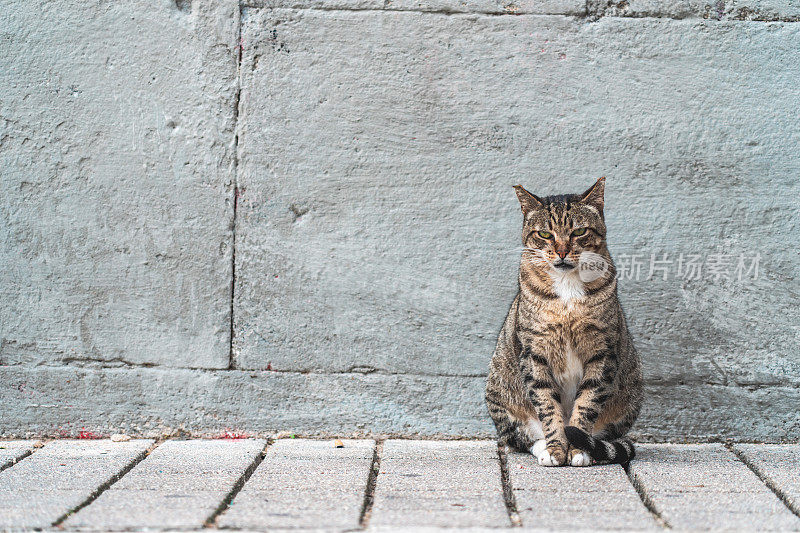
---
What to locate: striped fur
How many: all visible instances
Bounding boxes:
[565,426,635,464]
[486,178,643,467]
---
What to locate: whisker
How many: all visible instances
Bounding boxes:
[522,255,551,266]
[494,247,533,253]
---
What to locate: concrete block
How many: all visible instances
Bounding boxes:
[637,383,800,442]
[734,444,800,513]
[507,451,657,529]
[629,444,800,530]
[371,440,509,527]
[2,367,800,440]
[0,440,36,469]
[65,439,265,530]
[0,439,152,529]
[219,439,375,529]
[592,0,800,20]
[0,366,492,438]
[0,0,238,369]
[234,5,800,406]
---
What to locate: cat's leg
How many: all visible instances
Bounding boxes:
[523,418,549,464]
[520,348,568,466]
[485,396,538,452]
[598,398,641,441]
[566,349,616,466]
[566,380,642,466]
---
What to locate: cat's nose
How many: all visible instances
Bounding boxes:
[556,249,569,259]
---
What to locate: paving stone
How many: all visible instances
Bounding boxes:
[370,440,509,527]
[0,439,152,529]
[507,450,658,530]
[65,439,265,530]
[0,440,798,530]
[218,439,375,529]
[734,444,800,514]
[0,440,36,469]
[629,444,800,530]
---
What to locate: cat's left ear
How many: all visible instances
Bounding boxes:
[580,176,605,214]
[513,185,543,215]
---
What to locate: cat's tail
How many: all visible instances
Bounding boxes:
[565,426,635,464]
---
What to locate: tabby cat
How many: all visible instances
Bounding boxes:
[485,177,642,466]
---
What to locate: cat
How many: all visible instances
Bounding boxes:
[485,177,642,466]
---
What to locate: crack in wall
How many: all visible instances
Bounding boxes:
[1,360,798,389]
[6,362,800,390]
[229,2,245,370]
[58,356,159,369]
[240,0,800,21]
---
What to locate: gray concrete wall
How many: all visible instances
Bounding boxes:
[1,0,798,440]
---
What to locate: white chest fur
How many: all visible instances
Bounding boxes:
[550,269,586,302]
[556,345,583,419]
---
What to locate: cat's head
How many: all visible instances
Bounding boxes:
[513,177,608,277]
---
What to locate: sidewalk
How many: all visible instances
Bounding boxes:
[0,438,798,531]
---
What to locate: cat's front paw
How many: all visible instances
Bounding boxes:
[568,446,592,467]
[538,443,566,467]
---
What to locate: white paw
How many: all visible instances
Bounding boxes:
[570,451,591,467]
[531,440,562,467]
[530,439,547,457]
[538,449,560,467]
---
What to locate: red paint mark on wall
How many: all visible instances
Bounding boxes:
[216,430,249,440]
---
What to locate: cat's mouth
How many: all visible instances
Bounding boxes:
[553,259,576,271]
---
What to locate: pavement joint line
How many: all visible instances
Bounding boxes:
[623,461,671,529]
[497,443,521,527]
[50,438,163,528]
[728,443,800,520]
[358,439,384,529]
[0,442,41,474]
[0,449,33,473]
[203,440,272,528]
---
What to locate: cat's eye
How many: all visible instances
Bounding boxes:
[571,228,588,237]
[537,230,553,239]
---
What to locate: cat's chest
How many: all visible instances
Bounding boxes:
[554,342,583,416]
[526,314,595,381]
[519,299,606,363]
[533,304,604,351]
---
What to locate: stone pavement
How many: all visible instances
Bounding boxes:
[0,439,798,531]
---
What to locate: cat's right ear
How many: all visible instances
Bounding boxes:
[513,185,543,215]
